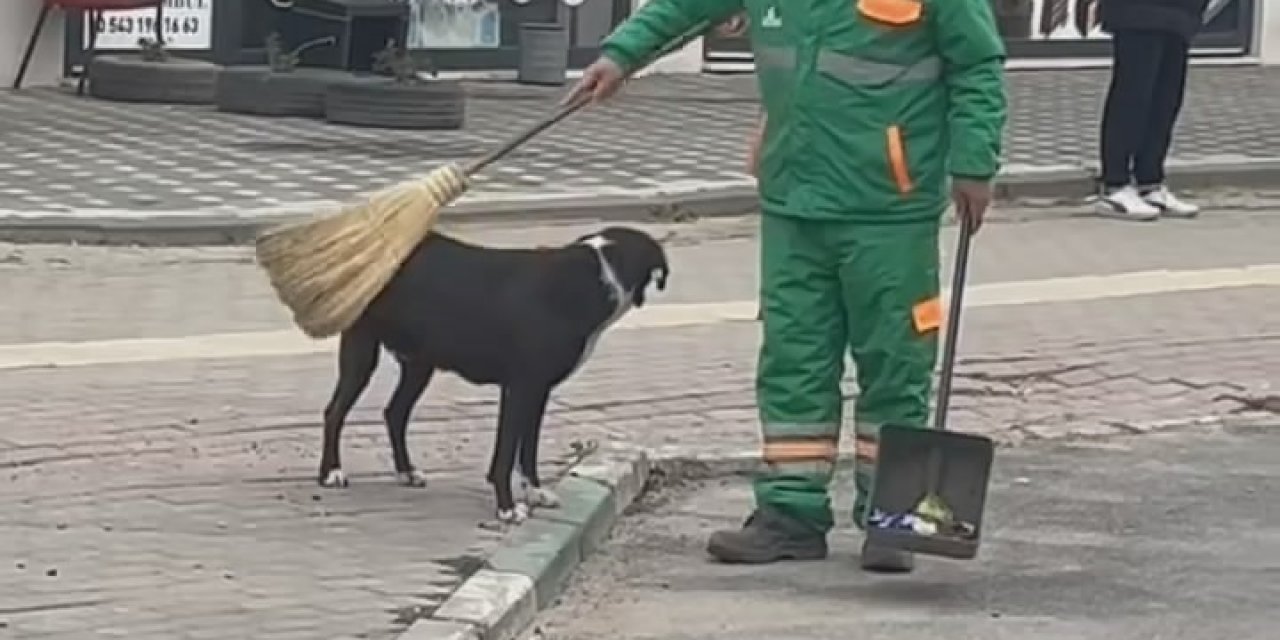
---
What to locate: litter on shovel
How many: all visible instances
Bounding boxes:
[867,495,978,540]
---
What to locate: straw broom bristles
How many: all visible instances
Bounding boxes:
[254,163,470,339]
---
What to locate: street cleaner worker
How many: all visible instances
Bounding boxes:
[565,0,1007,572]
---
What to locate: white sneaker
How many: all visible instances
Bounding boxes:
[1141,185,1200,218]
[1094,186,1161,221]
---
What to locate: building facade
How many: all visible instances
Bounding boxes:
[699,0,1264,70]
[1,0,630,83]
[5,0,1280,85]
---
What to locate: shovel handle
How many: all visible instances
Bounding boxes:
[932,215,976,432]
[464,20,713,177]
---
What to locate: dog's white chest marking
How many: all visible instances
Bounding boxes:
[570,235,632,378]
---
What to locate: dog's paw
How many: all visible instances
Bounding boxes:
[396,469,428,488]
[319,468,349,488]
[525,486,561,509]
[496,502,530,525]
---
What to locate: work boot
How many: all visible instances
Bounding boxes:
[859,538,915,573]
[706,506,828,564]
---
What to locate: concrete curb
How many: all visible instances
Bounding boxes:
[405,448,652,640]
[0,183,761,246]
[2,157,1278,246]
[401,412,1277,640]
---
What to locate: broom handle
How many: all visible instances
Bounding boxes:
[463,95,593,176]
[464,20,714,176]
[932,215,976,432]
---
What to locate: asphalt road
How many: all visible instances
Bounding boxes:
[536,422,1280,640]
[2,202,1277,639]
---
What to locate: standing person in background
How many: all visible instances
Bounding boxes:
[1095,0,1207,220]
[565,0,1007,573]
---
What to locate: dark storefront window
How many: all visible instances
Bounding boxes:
[62,0,1254,76]
[63,0,633,74]
[406,0,503,49]
[404,0,632,70]
[705,0,1256,64]
[999,0,1255,57]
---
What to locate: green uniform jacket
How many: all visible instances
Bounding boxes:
[601,0,1008,224]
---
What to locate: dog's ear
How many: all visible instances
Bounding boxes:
[631,263,670,307]
[654,262,669,290]
[595,230,669,308]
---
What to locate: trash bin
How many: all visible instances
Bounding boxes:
[517,22,570,86]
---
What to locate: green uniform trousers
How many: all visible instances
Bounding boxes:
[753,213,941,534]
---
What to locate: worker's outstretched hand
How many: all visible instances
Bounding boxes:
[951,178,992,234]
[562,57,626,106]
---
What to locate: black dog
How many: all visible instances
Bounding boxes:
[317,226,670,522]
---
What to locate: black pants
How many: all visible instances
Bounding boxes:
[1099,30,1191,189]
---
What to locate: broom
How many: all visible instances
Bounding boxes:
[255,21,715,340]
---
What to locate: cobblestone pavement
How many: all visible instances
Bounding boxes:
[4,66,1280,216]
[2,205,1279,638]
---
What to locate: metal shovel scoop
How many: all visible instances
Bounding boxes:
[863,216,995,560]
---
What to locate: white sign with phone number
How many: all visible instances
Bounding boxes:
[83,0,212,50]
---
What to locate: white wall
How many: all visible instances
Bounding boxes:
[1255,0,1280,63]
[0,2,67,88]
[627,0,704,76]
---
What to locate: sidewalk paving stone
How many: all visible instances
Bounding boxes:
[3,67,1280,221]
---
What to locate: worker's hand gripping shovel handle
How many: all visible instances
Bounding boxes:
[932,215,976,431]
[464,21,714,176]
